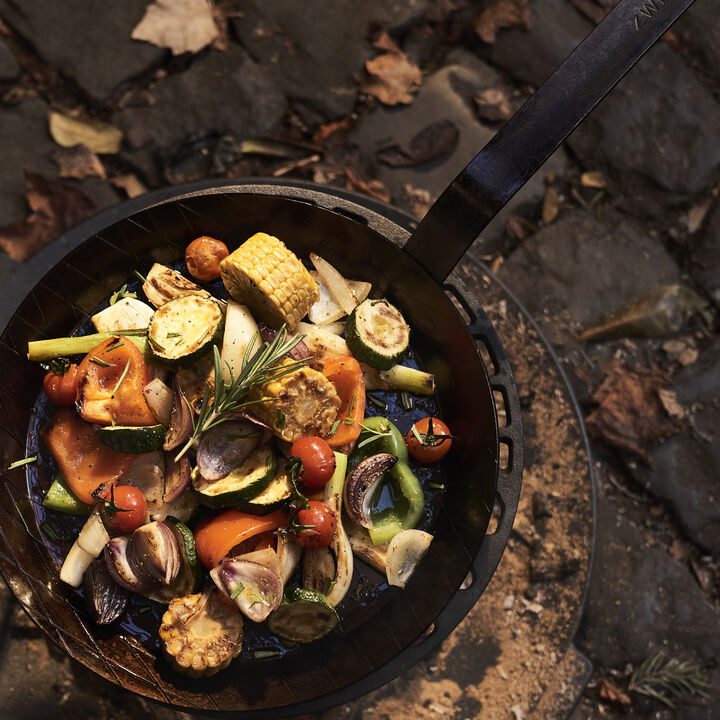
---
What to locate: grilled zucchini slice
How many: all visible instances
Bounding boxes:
[345,299,410,370]
[267,587,339,643]
[147,295,224,365]
[237,457,293,515]
[97,424,166,454]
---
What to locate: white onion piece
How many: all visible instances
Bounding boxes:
[310,253,357,316]
[386,529,433,588]
[143,378,173,425]
[221,301,260,384]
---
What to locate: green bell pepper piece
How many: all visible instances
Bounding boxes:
[42,473,93,515]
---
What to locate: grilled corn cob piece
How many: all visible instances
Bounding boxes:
[160,589,243,678]
[220,233,319,331]
[249,363,341,442]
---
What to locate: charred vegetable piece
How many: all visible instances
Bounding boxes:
[163,382,193,451]
[322,355,365,449]
[344,453,397,529]
[98,424,166,454]
[163,454,192,503]
[142,263,211,309]
[105,535,152,592]
[84,558,129,624]
[386,529,433,588]
[185,236,229,282]
[160,589,243,677]
[303,546,335,594]
[345,299,410,370]
[267,587,339,643]
[147,295,224,365]
[219,232,318,331]
[196,419,266,481]
[322,453,353,607]
[127,521,181,589]
[210,558,283,622]
[143,378,173,425]
[236,458,293,515]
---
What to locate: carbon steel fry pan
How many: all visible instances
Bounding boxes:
[0,0,694,715]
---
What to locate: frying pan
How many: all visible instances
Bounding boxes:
[0,0,695,715]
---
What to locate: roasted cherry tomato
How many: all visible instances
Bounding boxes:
[96,484,147,534]
[185,235,229,282]
[405,417,453,463]
[290,436,336,488]
[295,501,336,549]
[42,364,80,406]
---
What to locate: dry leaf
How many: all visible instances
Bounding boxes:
[585,364,684,466]
[685,199,712,234]
[474,87,513,122]
[576,285,707,343]
[312,115,354,147]
[377,120,459,167]
[0,173,95,262]
[541,186,560,225]
[52,145,106,180]
[506,215,537,241]
[600,678,632,705]
[657,388,685,421]
[345,168,390,203]
[131,0,219,55]
[661,338,698,367]
[474,0,530,44]
[110,174,148,199]
[49,112,123,154]
[373,31,401,54]
[581,170,606,189]
[361,51,422,106]
[402,184,433,218]
[690,558,714,593]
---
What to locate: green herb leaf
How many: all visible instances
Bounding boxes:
[134,270,147,284]
[105,341,124,352]
[400,391,413,411]
[41,357,72,376]
[7,456,37,470]
[253,649,281,659]
[276,408,286,432]
[328,420,340,436]
[367,393,387,411]
[109,283,137,305]
[428,482,445,491]
[344,417,354,425]
[230,581,245,600]
[324,577,335,595]
[89,355,113,367]
[111,359,131,397]
[40,522,59,542]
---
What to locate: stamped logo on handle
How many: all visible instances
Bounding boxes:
[631,0,667,30]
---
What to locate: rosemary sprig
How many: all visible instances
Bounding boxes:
[367,393,387,411]
[174,327,305,461]
[7,456,37,470]
[111,359,131,396]
[628,652,711,708]
[109,283,137,305]
[357,420,393,449]
[89,355,112,367]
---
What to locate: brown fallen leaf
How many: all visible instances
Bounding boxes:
[600,678,632,705]
[377,120,459,167]
[0,173,96,262]
[372,30,401,54]
[360,44,422,106]
[474,0,530,44]
[345,168,390,203]
[580,170,606,189]
[49,112,123,154]
[576,285,707,343]
[506,215,537,241]
[661,337,698,367]
[402,184,433,218]
[474,87,513,122]
[690,558,715,593]
[312,115,354,148]
[131,0,220,55]
[585,364,684,466]
[110,174,148,199]
[541,186,560,225]
[52,145,106,180]
[657,388,685,421]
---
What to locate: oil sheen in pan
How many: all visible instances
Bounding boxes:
[24,268,447,661]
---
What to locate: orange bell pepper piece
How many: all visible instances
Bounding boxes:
[323,355,365,448]
[194,510,287,569]
[76,335,157,426]
[41,408,135,504]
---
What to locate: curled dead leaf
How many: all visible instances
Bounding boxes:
[585,364,684,466]
[541,186,560,225]
[580,170,606,189]
[474,87,513,122]
[474,0,530,44]
[361,50,422,106]
[110,174,148,199]
[377,120,459,167]
[345,168,390,203]
[0,173,96,262]
[600,678,632,705]
[52,145,106,180]
[49,112,123,154]
[131,0,220,55]
[657,388,685,421]
[402,184,433,219]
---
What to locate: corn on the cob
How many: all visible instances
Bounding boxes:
[249,363,341,442]
[219,233,319,331]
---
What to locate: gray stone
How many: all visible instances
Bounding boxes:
[0,37,20,81]
[690,199,720,308]
[632,338,720,554]
[577,493,720,718]
[114,45,286,153]
[232,0,431,121]
[0,0,163,101]
[673,0,720,84]
[496,209,680,343]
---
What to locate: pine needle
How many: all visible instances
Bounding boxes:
[628,651,711,708]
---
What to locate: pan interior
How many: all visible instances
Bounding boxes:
[8,191,497,712]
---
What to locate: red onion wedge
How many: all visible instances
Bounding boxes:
[164,453,191,502]
[163,382,193,451]
[127,521,181,589]
[105,536,153,593]
[196,419,264,481]
[344,453,397,528]
[84,558,129,624]
[258,322,310,361]
[210,558,283,622]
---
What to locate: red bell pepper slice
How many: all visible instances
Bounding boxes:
[323,355,365,448]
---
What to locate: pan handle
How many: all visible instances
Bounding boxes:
[403,0,696,284]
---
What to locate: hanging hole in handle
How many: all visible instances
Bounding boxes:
[475,337,497,377]
[486,495,504,535]
[499,440,511,473]
[443,284,476,327]
[493,388,507,428]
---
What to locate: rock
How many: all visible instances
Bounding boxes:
[491,0,720,204]
[690,199,720,308]
[496,209,680,343]
[0,0,164,101]
[232,0,431,122]
[577,492,720,719]
[673,1,720,84]
[632,338,720,554]
[0,37,20,81]
[350,49,566,251]
[114,45,286,153]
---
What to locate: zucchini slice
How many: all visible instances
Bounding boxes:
[345,299,410,370]
[237,458,293,515]
[147,295,224,365]
[97,424,166,454]
[192,445,277,509]
[267,587,339,643]
[146,518,202,603]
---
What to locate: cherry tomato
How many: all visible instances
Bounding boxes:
[43,364,80,406]
[405,417,453,463]
[185,235,229,282]
[96,485,147,534]
[295,501,336,549]
[290,436,336,488]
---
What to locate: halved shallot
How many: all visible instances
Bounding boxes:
[343,453,397,528]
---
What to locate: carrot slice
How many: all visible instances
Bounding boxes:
[323,355,365,448]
